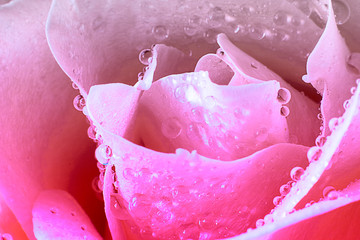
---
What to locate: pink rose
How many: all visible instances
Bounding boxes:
[1,0,360,239]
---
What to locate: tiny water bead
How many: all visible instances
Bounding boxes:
[87,125,97,140]
[206,6,225,28]
[138,49,153,65]
[277,88,291,104]
[301,74,311,83]
[152,25,169,41]
[273,11,289,26]
[273,196,283,206]
[123,168,138,180]
[184,25,197,36]
[323,186,339,200]
[329,117,340,131]
[315,135,326,147]
[255,127,268,142]
[307,146,323,163]
[174,83,201,103]
[110,194,129,220]
[280,106,290,117]
[279,183,291,196]
[290,166,305,181]
[161,117,183,139]
[332,0,351,25]
[255,219,265,228]
[343,99,350,109]
[95,144,112,165]
[248,25,266,40]
[128,193,153,219]
[73,94,86,111]
[72,82,79,90]
[351,87,357,95]
[204,29,218,44]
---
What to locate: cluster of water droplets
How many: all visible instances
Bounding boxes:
[106,154,251,239]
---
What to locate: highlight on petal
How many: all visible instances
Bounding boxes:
[86,77,312,238]
[271,81,360,217]
[217,34,320,147]
[137,71,289,160]
[32,190,102,240]
[306,0,359,135]
[227,179,360,240]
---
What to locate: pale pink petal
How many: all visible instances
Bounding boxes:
[306,1,359,135]
[138,71,288,160]
[32,190,102,240]
[0,1,104,238]
[271,82,360,217]
[228,180,360,240]
[86,83,310,238]
[218,34,320,146]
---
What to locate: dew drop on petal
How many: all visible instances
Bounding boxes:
[280,183,291,196]
[138,49,153,65]
[184,25,197,36]
[128,193,152,219]
[73,95,86,111]
[332,0,351,25]
[315,135,326,147]
[255,219,265,227]
[273,196,283,206]
[329,118,339,132]
[204,29,218,44]
[191,107,205,123]
[273,11,288,26]
[290,166,305,181]
[248,25,266,40]
[323,186,339,200]
[351,87,357,95]
[277,88,291,104]
[87,125,97,140]
[255,128,268,142]
[206,6,225,28]
[161,117,182,139]
[152,25,169,41]
[343,100,350,109]
[110,194,129,220]
[123,168,138,180]
[95,144,112,165]
[174,83,201,103]
[302,74,311,83]
[72,82,79,90]
[280,106,290,117]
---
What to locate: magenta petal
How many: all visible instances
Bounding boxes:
[307,2,359,135]
[229,180,360,240]
[218,34,320,146]
[32,190,102,239]
[272,83,360,216]
[138,71,288,160]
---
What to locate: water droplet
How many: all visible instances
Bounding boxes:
[307,146,322,163]
[323,186,339,200]
[72,82,79,90]
[152,25,169,41]
[91,177,102,193]
[191,107,205,122]
[317,113,323,120]
[203,29,218,44]
[138,168,153,182]
[239,4,255,16]
[171,185,189,202]
[1,234,13,240]
[95,144,112,165]
[351,87,356,94]
[204,95,217,109]
[272,28,290,42]
[332,0,350,25]
[277,88,291,104]
[128,193,152,219]
[92,16,106,31]
[184,25,197,36]
[174,83,201,103]
[187,122,209,145]
[273,11,288,25]
[290,166,305,181]
[73,95,86,111]
[123,168,137,180]
[343,100,350,109]
[206,6,225,28]
[255,219,265,227]
[87,125,97,140]
[110,194,129,220]
[273,196,283,206]
[329,117,339,131]
[255,128,268,142]
[280,106,290,117]
[248,25,266,40]
[204,111,221,126]
[280,183,291,196]
[234,108,250,118]
[302,74,311,83]
[233,24,246,35]
[189,15,202,25]
[138,49,153,65]
[315,135,326,147]
[161,117,182,139]
[264,214,274,224]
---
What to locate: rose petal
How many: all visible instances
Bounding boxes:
[138,71,289,160]
[306,1,359,135]
[218,34,320,146]
[87,88,310,238]
[0,1,104,238]
[227,180,360,240]
[272,82,360,216]
[32,190,102,240]
[0,194,27,240]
